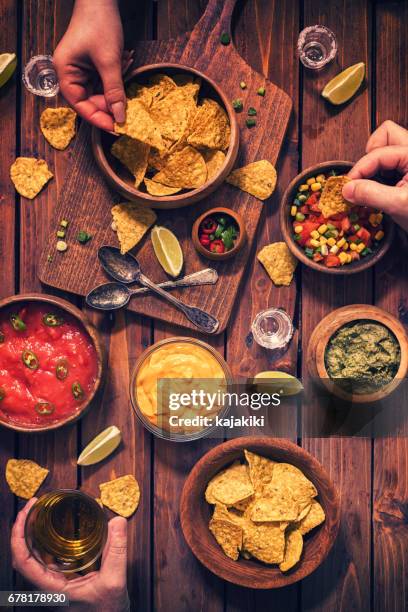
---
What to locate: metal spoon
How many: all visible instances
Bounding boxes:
[98,245,145,284]
[86,268,218,310]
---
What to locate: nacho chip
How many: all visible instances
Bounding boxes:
[297,502,312,522]
[40,107,77,150]
[209,515,243,561]
[10,157,53,199]
[111,202,157,254]
[205,461,254,506]
[6,459,49,499]
[279,528,303,572]
[244,449,275,495]
[226,160,277,200]
[318,175,351,218]
[99,474,140,518]
[144,177,181,196]
[148,73,177,102]
[250,492,300,522]
[126,82,153,107]
[187,98,230,150]
[203,149,226,180]
[153,146,207,189]
[257,242,297,286]
[243,520,286,564]
[296,499,325,535]
[111,136,150,188]
[260,462,317,520]
[114,98,165,151]
[149,89,191,141]
[232,495,254,512]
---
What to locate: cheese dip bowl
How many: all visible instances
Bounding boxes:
[130,337,232,441]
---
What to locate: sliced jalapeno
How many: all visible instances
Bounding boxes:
[0,388,5,401]
[22,350,39,370]
[56,358,69,380]
[0,331,4,343]
[10,314,26,332]
[34,402,55,415]
[72,381,84,400]
[43,313,64,327]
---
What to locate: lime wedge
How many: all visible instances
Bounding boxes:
[77,425,122,466]
[252,371,304,396]
[321,62,365,105]
[151,226,183,277]
[0,53,17,88]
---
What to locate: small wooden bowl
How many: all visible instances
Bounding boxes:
[192,207,246,261]
[92,63,239,210]
[279,161,394,274]
[307,304,408,403]
[180,437,340,589]
[0,293,105,433]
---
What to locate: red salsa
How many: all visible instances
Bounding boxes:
[0,303,98,427]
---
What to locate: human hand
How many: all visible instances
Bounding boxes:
[342,121,408,231]
[11,498,129,612]
[53,0,126,131]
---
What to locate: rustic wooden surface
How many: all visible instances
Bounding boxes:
[0,1,407,611]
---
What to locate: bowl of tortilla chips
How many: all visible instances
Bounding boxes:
[92,64,239,209]
[280,161,394,274]
[180,437,340,589]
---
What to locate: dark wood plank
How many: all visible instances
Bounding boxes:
[373,2,408,611]
[300,1,373,610]
[227,0,300,608]
[0,0,18,590]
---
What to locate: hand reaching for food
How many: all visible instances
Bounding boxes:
[53,0,127,131]
[343,121,408,231]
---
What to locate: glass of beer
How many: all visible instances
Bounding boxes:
[25,490,107,573]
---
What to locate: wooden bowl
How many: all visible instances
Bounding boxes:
[307,304,408,403]
[0,293,105,433]
[180,437,340,589]
[279,161,394,274]
[91,63,239,210]
[192,207,246,261]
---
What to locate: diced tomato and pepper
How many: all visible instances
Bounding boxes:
[198,213,239,254]
[290,172,385,268]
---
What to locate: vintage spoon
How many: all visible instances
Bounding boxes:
[98,245,144,284]
[86,268,218,311]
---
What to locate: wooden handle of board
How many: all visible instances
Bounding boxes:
[190,0,237,42]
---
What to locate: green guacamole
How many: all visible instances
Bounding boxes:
[325,320,401,394]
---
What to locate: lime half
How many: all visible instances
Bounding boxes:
[151,226,183,277]
[77,425,122,466]
[0,53,17,88]
[322,62,365,105]
[252,371,304,396]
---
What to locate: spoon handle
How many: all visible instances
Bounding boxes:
[138,273,219,334]
[130,268,218,295]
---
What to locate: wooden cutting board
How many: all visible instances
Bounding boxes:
[38,0,292,334]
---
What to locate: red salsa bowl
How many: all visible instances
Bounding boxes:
[0,294,104,432]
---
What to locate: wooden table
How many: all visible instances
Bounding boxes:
[0,1,407,610]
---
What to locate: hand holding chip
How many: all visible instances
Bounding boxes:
[53,0,127,132]
[343,121,408,232]
[11,498,130,612]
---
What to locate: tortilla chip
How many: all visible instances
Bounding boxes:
[111,202,157,254]
[296,499,325,535]
[209,515,243,560]
[40,107,76,150]
[6,459,49,499]
[111,136,150,188]
[205,461,254,506]
[99,474,140,518]
[297,502,312,522]
[318,175,351,218]
[153,145,207,189]
[203,149,226,180]
[144,177,181,196]
[148,73,177,102]
[126,82,153,107]
[226,160,277,200]
[10,157,53,199]
[232,496,254,512]
[257,242,297,286]
[149,89,191,141]
[279,528,303,572]
[243,520,286,564]
[260,462,317,521]
[250,492,300,522]
[187,98,230,150]
[244,449,276,495]
[114,98,165,151]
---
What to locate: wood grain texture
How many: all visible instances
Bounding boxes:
[373,2,408,611]
[37,0,292,334]
[300,1,372,611]
[0,0,17,589]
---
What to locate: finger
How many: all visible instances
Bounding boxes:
[348,145,408,180]
[366,120,408,152]
[100,517,128,583]
[60,79,115,131]
[94,57,126,123]
[343,179,408,215]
